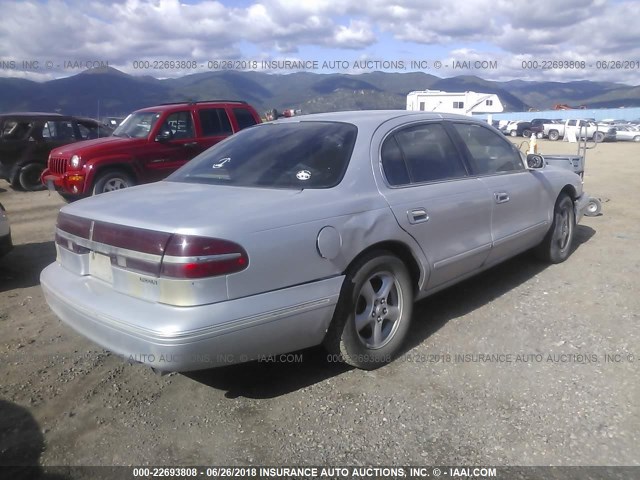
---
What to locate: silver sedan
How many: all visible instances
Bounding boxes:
[613,126,640,142]
[41,111,590,371]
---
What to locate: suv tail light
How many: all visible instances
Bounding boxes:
[161,234,248,279]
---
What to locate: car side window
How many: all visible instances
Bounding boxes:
[163,111,194,140]
[453,123,524,175]
[385,123,467,185]
[76,121,100,140]
[381,135,410,186]
[199,108,233,136]
[2,120,32,140]
[232,108,258,130]
[44,120,74,141]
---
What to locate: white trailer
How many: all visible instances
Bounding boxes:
[406,90,504,116]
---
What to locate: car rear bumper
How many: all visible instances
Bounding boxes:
[41,262,343,371]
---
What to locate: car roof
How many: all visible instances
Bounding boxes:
[134,100,250,113]
[271,110,476,129]
[0,112,70,119]
[73,117,104,124]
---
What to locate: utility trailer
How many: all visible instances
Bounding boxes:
[543,126,602,216]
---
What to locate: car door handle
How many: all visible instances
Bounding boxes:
[183,142,198,147]
[407,208,429,224]
[494,192,510,204]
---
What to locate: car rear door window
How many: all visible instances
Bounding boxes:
[381,135,410,186]
[76,120,101,140]
[384,123,467,185]
[199,108,233,136]
[232,108,258,130]
[453,123,524,175]
[42,120,75,141]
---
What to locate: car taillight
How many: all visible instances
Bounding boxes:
[160,234,248,279]
[55,212,248,280]
[57,212,91,238]
[92,222,170,255]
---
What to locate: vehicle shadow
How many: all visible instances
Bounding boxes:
[0,399,68,479]
[402,224,595,353]
[185,346,353,400]
[0,241,56,293]
[184,225,597,399]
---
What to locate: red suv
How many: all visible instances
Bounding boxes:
[42,100,261,198]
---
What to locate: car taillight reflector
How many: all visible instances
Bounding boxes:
[161,234,248,279]
[55,231,90,254]
[57,212,91,238]
[111,256,160,276]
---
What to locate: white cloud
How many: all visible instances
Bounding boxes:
[330,20,376,49]
[0,0,638,82]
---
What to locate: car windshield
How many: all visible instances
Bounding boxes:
[113,111,161,139]
[167,121,358,189]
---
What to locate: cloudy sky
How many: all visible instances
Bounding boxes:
[1,0,639,84]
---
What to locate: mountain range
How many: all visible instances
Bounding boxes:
[1,67,639,118]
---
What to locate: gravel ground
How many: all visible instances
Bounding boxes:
[0,139,638,471]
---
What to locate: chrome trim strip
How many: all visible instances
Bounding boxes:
[56,229,162,263]
[433,243,492,270]
[492,221,549,248]
[162,253,242,264]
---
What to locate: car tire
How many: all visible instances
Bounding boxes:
[522,129,532,138]
[323,251,413,370]
[536,132,544,139]
[633,136,640,142]
[510,130,517,137]
[18,163,46,191]
[535,193,575,264]
[593,132,605,143]
[548,130,560,141]
[92,170,134,195]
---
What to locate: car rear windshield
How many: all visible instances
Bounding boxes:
[113,112,161,139]
[167,121,357,189]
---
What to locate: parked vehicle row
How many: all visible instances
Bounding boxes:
[493,117,639,143]
[41,111,591,372]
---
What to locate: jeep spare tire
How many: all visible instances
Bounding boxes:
[19,163,46,191]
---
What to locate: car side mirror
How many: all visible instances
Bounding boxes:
[526,153,545,169]
[155,129,173,142]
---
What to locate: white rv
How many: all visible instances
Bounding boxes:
[406,90,504,116]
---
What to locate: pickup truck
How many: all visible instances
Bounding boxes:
[42,100,261,199]
[544,119,615,142]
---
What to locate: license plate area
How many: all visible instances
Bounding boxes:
[89,252,113,284]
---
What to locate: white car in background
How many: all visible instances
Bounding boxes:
[613,126,640,142]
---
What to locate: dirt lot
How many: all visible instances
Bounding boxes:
[1,139,638,471]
